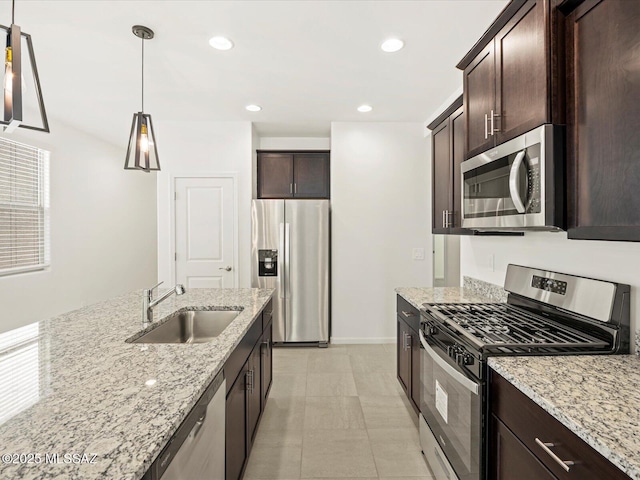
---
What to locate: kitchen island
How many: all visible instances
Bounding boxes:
[0,287,273,480]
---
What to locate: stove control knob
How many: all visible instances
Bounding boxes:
[461,354,474,366]
[428,326,438,336]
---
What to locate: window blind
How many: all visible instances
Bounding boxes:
[0,137,50,276]
[0,323,41,424]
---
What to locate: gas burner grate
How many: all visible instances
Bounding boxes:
[425,303,608,350]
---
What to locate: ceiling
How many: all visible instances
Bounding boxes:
[5,0,507,144]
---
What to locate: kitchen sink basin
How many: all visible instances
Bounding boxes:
[131,309,241,344]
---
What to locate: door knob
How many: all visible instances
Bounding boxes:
[219,266,232,272]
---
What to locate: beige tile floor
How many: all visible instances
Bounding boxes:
[244,344,435,479]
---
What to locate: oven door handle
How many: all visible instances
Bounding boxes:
[419,330,479,395]
[508,150,527,214]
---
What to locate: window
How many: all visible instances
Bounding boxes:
[0,137,50,275]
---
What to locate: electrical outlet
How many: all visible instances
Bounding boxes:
[413,248,425,260]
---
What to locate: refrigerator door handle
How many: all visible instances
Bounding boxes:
[285,223,291,299]
[279,222,285,299]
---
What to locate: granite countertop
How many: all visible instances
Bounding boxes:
[394,285,505,311]
[0,287,273,480]
[489,355,640,479]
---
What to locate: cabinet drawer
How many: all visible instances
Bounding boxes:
[491,371,630,480]
[262,299,273,331]
[396,295,420,332]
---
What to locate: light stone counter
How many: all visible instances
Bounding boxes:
[395,283,505,311]
[0,287,273,480]
[489,355,640,479]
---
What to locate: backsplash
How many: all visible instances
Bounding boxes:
[463,276,508,303]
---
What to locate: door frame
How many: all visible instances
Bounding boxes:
[169,172,239,288]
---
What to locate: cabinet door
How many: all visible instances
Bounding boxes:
[261,321,273,407]
[432,119,452,234]
[464,42,496,158]
[565,0,640,241]
[450,106,467,231]
[293,153,329,198]
[396,319,411,395]
[258,153,294,198]
[490,415,557,480]
[495,0,548,144]
[226,364,248,480]
[409,329,420,414]
[247,342,262,448]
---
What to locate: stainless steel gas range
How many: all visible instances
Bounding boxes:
[418,264,630,480]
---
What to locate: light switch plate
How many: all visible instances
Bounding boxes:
[413,248,425,260]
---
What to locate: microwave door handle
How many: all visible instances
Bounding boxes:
[508,150,527,213]
[419,330,479,395]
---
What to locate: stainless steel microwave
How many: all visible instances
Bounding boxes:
[461,124,565,231]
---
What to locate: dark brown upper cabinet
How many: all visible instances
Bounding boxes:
[257,150,330,199]
[429,97,475,235]
[458,0,564,159]
[562,0,640,241]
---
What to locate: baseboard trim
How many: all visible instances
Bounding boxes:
[330,337,395,345]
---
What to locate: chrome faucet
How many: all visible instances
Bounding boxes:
[143,281,186,323]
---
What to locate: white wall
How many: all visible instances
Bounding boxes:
[331,122,432,343]
[156,121,253,287]
[0,122,157,334]
[461,233,640,352]
[259,137,331,150]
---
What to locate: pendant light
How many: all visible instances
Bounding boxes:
[1,0,49,133]
[124,25,159,172]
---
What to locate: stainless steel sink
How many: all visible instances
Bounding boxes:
[131,309,241,344]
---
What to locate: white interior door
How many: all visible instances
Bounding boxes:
[175,177,236,288]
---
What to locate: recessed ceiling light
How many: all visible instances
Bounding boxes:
[246,104,262,112]
[357,105,373,113]
[209,36,234,50]
[381,38,404,53]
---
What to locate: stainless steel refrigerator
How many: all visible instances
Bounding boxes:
[251,200,329,345]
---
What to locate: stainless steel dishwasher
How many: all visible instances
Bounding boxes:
[153,370,226,480]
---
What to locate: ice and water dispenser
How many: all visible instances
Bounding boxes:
[258,250,278,277]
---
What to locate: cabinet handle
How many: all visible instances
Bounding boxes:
[534,438,575,472]
[403,332,411,351]
[484,113,489,139]
[491,110,495,136]
[290,183,293,194]
[262,339,270,355]
[246,370,254,394]
[294,183,297,194]
[442,210,446,228]
[401,310,415,318]
[445,211,452,228]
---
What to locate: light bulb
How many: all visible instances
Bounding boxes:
[140,123,150,153]
[4,46,13,93]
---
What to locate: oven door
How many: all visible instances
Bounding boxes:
[419,329,483,480]
[461,124,553,230]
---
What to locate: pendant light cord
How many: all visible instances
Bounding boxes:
[11,0,15,25]
[141,35,144,113]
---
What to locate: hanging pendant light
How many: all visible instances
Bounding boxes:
[1,0,49,133]
[124,25,159,172]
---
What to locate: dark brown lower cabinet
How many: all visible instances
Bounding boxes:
[246,342,262,448]
[490,369,631,480]
[261,321,273,405]
[396,295,420,414]
[226,363,248,480]
[225,303,274,480]
[490,415,556,480]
